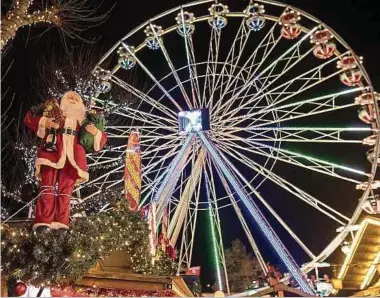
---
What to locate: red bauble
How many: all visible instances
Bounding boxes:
[14,281,27,296]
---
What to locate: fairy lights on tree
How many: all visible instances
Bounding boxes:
[0,0,113,50]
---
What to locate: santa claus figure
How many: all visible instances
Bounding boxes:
[24,91,107,232]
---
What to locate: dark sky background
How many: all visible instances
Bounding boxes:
[2,0,380,289]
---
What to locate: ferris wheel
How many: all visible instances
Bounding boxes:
[73,0,380,295]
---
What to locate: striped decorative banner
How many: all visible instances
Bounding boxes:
[124,130,142,212]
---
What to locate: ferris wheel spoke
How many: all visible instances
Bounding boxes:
[212,19,281,116]
[216,27,318,119]
[106,126,177,139]
[253,102,357,129]
[215,140,351,225]
[87,148,121,167]
[113,109,172,129]
[207,153,273,274]
[185,147,203,266]
[202,27,222,108]
[122,44,184,111]
[88,156,123,168]
[220,54,346,125]
[150,24,193,109]
[169,148,205,246]
[74,164,125,194]
[218,126,372,144]
[142,144,181,176]
[119,105,177,126]
[111,75,178,121]
[142,140,181,159]
[222,87,365,129]
[179,9,202,107]
[214,136,367,184]
[203,135,318,263]
[142,142,188,194]
[223,45,316,120]
[220,22,251,94]
[209,19,250,111]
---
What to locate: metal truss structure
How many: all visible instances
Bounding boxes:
[71,0,380,295]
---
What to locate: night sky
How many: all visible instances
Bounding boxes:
[2,0,380,289]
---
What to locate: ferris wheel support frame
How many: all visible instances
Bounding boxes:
[197,131,315,295]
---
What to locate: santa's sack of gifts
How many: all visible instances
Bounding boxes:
[79,111,106,153]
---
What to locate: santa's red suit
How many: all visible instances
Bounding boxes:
[24,92,107,230]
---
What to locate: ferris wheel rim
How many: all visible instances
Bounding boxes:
[82,0,380,284]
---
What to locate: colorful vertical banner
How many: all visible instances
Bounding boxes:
[124,130,142,212]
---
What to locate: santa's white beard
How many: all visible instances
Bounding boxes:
[60,100,85,124]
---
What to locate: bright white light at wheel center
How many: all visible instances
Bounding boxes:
[178,108,210,134]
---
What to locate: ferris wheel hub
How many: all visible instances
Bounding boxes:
[178,108,210,135]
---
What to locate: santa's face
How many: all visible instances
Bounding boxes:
[60,91,85,123]
[63,91,82,105]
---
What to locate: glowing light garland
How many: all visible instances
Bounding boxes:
[1,207,9,220]
[71,188,123,215]
[1,185,22,203]
[246,140,369,177]
[14,142,38,185]
[1,142,38,212]
[245,126,373,132]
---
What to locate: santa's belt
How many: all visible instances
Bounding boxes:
[49,128,78,136]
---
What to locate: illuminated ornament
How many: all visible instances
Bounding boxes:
[337,55,363,70]
[208,15,227,29]
[362,196,380,214]
[208,3,229,29]
[311,29,334,44]
[145,36,161,50]
[355,92,380,105]
[1,206,9,220]
[118,55,136,70]
[358,107,374,124]
[96,80,111,93]
[144,24,163,50]
[340,69,363,86]
[244,3,266,31]
[313,42,336,59]
[176,23,195,37]
[94,69,112,93]
[117,46,136,70]
[363,134,378,146]
[246,15,266,31]
[14,281,27,296]
[175,12,195,36]
[281,23,302,40]
[356,180,380,190]
[278,10,301,26]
